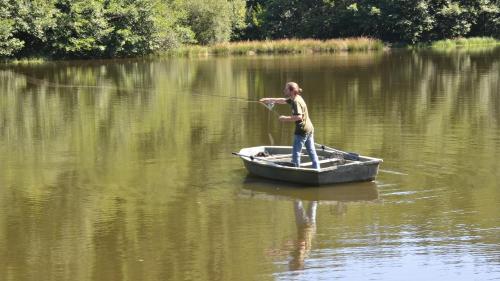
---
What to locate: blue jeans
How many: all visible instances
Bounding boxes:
[292,133,320,169]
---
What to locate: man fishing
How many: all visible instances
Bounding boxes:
[260,82,320,169]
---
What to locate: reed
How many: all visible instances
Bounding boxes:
[1,57,46,65]
[431,37,500,49]
[165,37,384,57]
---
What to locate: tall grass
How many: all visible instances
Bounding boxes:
[165,37,384,57]
[431,37,500,49]
[1,57,46,65]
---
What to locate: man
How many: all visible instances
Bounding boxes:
[260,82,320,169]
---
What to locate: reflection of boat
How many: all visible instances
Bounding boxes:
[241,177,379,202]
[250,180,379,270]
[234,146,382,185]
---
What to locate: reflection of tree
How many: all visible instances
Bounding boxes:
[289,200,317,271]
[0,57,268,281]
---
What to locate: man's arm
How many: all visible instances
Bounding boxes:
[279,115,303,122]
[259,97,288,104]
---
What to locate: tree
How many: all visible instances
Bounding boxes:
[260,0,307,39]
[470,0,500,37]
[433,1,475,39]
[47,0,111,58]
[236,0,266,40]
[377,0,434,43]
[0,0,56,57]
[181,0,246,45]
[321,1,383,39]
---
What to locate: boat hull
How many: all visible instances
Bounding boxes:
[237,146,382,185]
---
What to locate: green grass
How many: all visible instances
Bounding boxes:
[4,37,499,62]
[431,37,500,49]
[1,57,47,65]
[164,37,385,57]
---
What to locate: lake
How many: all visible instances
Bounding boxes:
[1,47,499,280]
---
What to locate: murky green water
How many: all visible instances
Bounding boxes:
[1,48,499,281]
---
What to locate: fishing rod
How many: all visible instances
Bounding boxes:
[16,69,350,160]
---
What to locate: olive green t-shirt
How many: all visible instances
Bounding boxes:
[287,95,314,136]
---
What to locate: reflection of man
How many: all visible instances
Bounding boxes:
[289,200,318,270]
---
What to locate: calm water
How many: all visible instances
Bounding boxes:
[1,48,499,281]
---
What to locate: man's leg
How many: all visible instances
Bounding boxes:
[305,134,320,169]
[292,134,305,167]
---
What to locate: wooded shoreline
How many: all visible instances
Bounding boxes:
[3,37,499,64]
[1,0,498,61]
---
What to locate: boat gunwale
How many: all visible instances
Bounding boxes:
[238,146,383,173]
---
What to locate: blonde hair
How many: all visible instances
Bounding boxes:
[287,82,303,95]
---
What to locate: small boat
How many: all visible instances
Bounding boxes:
[233,145,382,185]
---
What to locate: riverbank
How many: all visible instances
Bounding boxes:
[430,37,500,49]
[165,37,385,56]
[164,37,500,57]
[3,37,499,63]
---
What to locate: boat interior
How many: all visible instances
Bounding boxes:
[250,146,359,168]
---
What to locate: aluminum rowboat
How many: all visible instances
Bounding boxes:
[234,145,382,185]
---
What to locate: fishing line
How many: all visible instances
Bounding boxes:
[10,69,288,144]
[10,70,154,93]
[259,101,288,145]
[11,70,269,102]
[258,100,348,160]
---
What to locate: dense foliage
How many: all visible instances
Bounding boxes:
[0,0,245,58]
[0,0,499,58]
[242,0,500,43]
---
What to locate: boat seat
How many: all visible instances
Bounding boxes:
[301,158,344,167]
[265,153,307,160]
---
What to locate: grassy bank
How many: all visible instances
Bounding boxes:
[4,37,499,63]
[431,37,500,49]
[166,37,385,57]
[1,57,47,65]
